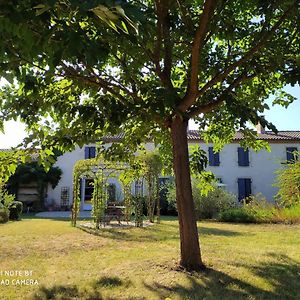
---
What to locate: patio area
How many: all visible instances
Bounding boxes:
[35,211,92,219]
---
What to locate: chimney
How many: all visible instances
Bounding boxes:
[256,120,265,134]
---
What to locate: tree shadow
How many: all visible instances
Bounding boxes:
[199,226,246,236]
[236,253,300,299]
[93,275,132,289]
[77,223,180,243]
[31,284,103,300]
[77,222,246,243]
[31,276,134,300]
[144,254,300,300]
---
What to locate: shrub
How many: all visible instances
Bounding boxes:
[0,208,9,223]
[0,187,14,207]
[166,179,236,219]
[164,182,178,215]
[193,183,236,219]
[269,204,300,224]
[219,208,256,223]
[275,159,300,207]
[0,186,15,223]
[219,194,300,224]
[8,201,23,221]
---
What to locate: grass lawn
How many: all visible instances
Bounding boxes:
[0,217,300,300]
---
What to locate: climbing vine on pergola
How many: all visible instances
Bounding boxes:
[71,151,163,228]
[71,157,126,227]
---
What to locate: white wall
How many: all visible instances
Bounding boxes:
[47,142,156,207]
[47,146,84,207]
[47,141,299,208]
[191,142,299,201]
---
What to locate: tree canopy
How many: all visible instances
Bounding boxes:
[0,1,298,151]
[0,0,299,270]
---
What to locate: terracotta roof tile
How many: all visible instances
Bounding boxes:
[187,130,300,141]
[101,130,300,143]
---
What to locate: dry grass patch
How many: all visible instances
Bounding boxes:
[0,217,300,299]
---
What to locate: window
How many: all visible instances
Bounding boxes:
[216,177,223,183]
[134,179,144,197]
[208,147,220,166]
[84,146,96,159]
[238,147,249,166]
[238,178,252,201]
[60,187,70,207]
[286,147,298,163]
[107,184,116,202]
[84,179,94,202]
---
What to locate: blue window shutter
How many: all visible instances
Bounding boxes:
[215,152,220,166]
[208,147,214,166]
[90,146,96,158]
[209,147,220,166]
[245,179,252,197]
[238,178,246,201]
[244,149,249,166]
[238,178,252,201]
[84,147,89,159]
[238,148,243,166]
[238,147,249,166]
[286,147,297,162]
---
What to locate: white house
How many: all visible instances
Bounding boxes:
[46,128,300,210]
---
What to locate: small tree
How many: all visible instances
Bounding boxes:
[137,152,162,223]
[275,154,300,207]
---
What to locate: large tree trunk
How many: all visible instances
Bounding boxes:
[170,116,204,270]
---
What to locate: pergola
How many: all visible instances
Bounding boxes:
[71,157,129,228]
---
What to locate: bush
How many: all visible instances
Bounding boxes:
[0,186,15,223]
[193,184,236,219]
[219,208,256,223]
[8,201,23,221]
[275,160,300,207]
[163,182,178,215]
[166,179,236,219]
[219,194,300,224]
[0,208,9,223]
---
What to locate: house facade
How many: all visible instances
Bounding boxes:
[45,129,300,210]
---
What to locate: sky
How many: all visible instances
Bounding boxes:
[0,84,299,149]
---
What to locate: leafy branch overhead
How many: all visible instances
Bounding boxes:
[0,0,298,153]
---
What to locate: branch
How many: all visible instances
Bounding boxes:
[154,0,173,88]
[61,64,129,106]
[113,54,138,93]
[153,0,163,76]
[188,72,255,118]
[176,0,194,31]
[178,0,218,112]
[196,1,297,99]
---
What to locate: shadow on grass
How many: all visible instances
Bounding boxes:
[31,284,103,300]
[30,255,300,300]
[199,226,246,236]
[78,221,246,243]
[144,254,300,300]
[31,276,135,300]
[93,276,132,289]
[237,253,300,299]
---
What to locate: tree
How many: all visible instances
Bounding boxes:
[7,162,62,209]
[0,0,299,270]
[275,152,300,207]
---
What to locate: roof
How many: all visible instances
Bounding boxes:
[187,130,300,142]
[0,149,11,152]
[101,130,300,143]
[1,131,299,152]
